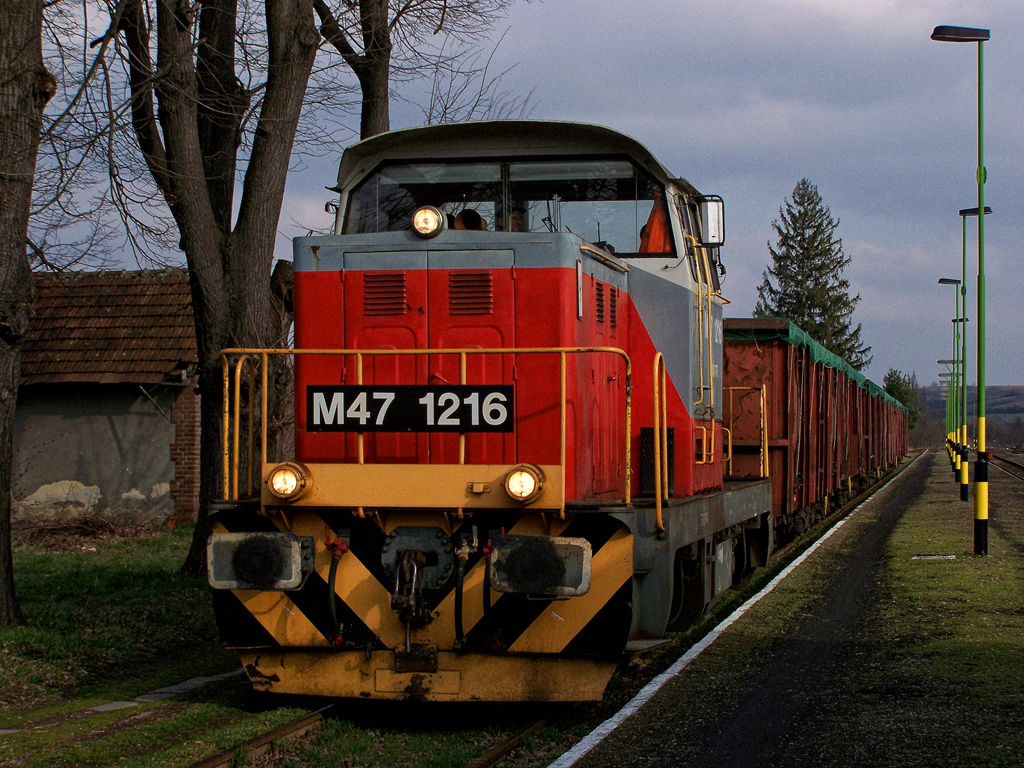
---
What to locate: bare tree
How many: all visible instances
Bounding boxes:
[29,0,149,272]
[414,29,535,125]
[31,1,531,271]
[110,0,320,573]
[315,0,524,139]
[1,0,58,626]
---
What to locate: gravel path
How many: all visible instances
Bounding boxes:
[570,453,933,767]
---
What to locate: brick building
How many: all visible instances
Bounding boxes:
[14,269,200,520]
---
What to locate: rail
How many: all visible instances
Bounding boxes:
[220,346,633,511]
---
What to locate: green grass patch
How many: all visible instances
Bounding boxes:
[787,457,1024,766]
[0,694,309,768]
[1,524,235,716]
[260,708,564,768]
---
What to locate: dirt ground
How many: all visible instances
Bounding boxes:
[567,451,1024,767]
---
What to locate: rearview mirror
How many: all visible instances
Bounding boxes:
[698,195,725,247]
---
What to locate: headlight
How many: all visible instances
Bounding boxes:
[412,206,445,238]
[266,462,310,501]
[504,464,545,504]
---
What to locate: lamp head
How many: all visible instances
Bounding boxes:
[958,206,993,217]
[931,25,990,42]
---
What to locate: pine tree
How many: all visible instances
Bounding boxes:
[754,179,872,370]
[883,368,921,431]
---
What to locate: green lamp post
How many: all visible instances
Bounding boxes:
[938,280,961,480]
[932,24,990,555]
[956,207,991,502]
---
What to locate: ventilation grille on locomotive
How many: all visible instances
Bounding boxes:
[363,273,407,316]
[449,272,493,315]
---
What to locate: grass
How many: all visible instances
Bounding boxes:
[267,719,492,768]
[0,522,321,768]
[816,460,1024,767]
[1,523,234,718]
[540,454,1024,768]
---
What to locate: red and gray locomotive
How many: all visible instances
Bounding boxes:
[206,120,906,701]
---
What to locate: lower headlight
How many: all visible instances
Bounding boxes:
[266,462,310,501]
[504,464,545,504]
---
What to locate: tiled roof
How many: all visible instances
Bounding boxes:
[21,269,197,385]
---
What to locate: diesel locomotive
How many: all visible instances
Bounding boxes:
[206,120,907,701]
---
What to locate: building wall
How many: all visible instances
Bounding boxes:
[170,385,201,519]
[13,382,200,520]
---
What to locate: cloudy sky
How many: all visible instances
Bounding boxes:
[279,0,1023,386]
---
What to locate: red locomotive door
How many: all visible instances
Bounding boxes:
[427,252,516,465]
[342,254,430,463]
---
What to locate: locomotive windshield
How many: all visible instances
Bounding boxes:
[344,158,674,256]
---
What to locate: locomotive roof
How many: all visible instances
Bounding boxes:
[333,120,701,196]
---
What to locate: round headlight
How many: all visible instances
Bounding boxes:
[412,206,445,238]
[504,464,545,504]
[267,463,309,500]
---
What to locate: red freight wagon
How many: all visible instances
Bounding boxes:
[722,318,908,538]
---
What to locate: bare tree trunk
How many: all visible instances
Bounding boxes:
[355,0,392,138]
[315,0,392,139]
[117,0,318,576]
[0,0,56,626]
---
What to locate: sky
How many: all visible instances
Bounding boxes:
[276,0,1024,387]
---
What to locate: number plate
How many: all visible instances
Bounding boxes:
[306,385,514,432]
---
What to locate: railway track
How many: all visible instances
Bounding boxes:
[465,718,550,768]
[186,704,335,768]
[184,704,549,768]
[946,449,1024,483]
[991,452,1024,482]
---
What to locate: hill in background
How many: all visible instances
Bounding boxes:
[912,385,1024,449]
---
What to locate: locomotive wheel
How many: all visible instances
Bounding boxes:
[666,543,707,632]
[735,515,773,580]
[732,529,750,583]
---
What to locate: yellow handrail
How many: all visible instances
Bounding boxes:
[694,426,708,465]
[686,235,720,415]
[687,235,707,409]
[723,384,769,478]
[698,246,716,413]
[652,353,669,533]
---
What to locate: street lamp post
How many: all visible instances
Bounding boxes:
[956,207,990,502]
[932,24,990,555]
[938,371,953,455]
[938,279,962,483]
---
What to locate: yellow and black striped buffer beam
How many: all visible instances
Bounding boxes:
[210,508,633,659]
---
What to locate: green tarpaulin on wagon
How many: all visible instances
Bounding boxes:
[724,318,908,414]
